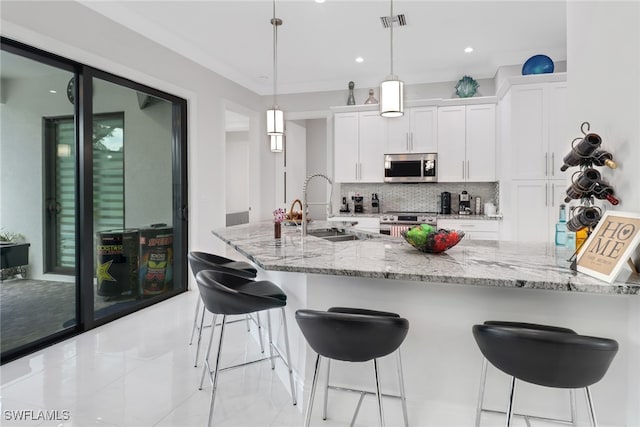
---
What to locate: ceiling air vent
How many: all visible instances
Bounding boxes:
[380,14,407,28]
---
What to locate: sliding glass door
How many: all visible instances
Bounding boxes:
[0,38,188,363]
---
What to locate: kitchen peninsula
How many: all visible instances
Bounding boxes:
[212,222,640,426]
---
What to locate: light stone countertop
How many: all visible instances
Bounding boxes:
[211,221,640,296]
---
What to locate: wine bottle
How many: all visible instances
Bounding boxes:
[560,133,602,171]
[590,149,618,169]
[592,183,620,205]
[564,168,600,203]
[567,206,601,232]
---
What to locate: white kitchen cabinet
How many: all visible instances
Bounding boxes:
[436,218,500,240]
[509,82,568,180]
[510,179,566,243]
[437,104,496,182]
[499,78,570,243]
[386,106,437,154]
[334,111,385,183]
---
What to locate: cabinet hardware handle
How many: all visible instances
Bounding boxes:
[545,183,548,207]
[467,160,470,180]
[355,163,358,180]
[410,133,414,151]
[552,184,555,206]
[551,153,555,176]
[406,133,409,151]
[545,152,548,176]
[462,161,465,180]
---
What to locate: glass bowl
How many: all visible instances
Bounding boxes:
[401,228,465,254]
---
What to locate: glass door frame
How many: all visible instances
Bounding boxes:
[1,37,189,363]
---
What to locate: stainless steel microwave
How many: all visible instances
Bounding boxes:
[384,153,437,183]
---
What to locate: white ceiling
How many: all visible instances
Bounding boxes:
[78,0,567,95]
[76,1,566,96]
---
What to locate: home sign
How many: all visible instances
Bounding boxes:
[577,211,640,283]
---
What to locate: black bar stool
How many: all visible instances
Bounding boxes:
[195,269,297,427]
[472,322,618,427]
[296,307,410,427]
[187,251,259,366]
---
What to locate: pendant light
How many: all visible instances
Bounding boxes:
[380,0,404,118]
[267,0,284,151]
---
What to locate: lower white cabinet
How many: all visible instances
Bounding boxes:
[510,179,566,243]
[436,219,500,240]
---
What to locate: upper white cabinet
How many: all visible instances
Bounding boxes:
[437,104,496,182]
[386,106,437,154]
[508,82,568,180]
[334,111,386,183]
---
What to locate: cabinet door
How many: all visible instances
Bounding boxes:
[510,85,548,180]
[334,113,359,182]
[437,106,466,182]
[358,111,386,182]
[547,83,569,178]
[466,104,496,182]
[386,113,411,153]
[512,180,552,243]
[410,106,437,153]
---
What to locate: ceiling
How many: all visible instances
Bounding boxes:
[78,0,567,96]
[58,1,569,96]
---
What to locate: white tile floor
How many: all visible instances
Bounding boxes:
[1,290,563,427]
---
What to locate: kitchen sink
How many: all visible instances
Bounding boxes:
[306,228,360,242]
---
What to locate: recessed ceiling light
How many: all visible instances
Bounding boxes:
[49,90,57,94]
[315,0,326,3]
[355,57,364,63]
[464,46,474,53]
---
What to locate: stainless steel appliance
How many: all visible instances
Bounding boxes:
[339,196,350,213]
[353,196,364,213]
[459,191,471,215]
[384,153,437,183]
[371,193,380,213]
[440,192,451,214]
[379,211,438,236]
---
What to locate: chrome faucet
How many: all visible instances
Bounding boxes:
[302,173,333,236]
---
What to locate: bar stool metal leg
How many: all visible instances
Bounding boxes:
[280,307,297,405]
[373,358,386,427]
[570,389,577,427]
[256,312,265,353]
[475,357,489,427]
[189,297,201,345]
[585,386,598,427]
[207,315,227,427]
[194,306,208,367]
[305,354,322,427]
[396,349,409,427]
[266,311,276,370]
[505,376,517,427]
[323,359,331,420]
[199,314,218,390]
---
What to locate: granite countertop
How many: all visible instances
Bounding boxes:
[330,213,503,220]
[212,221,640,296]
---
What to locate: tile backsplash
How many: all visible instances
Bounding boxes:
[338,182,499,214]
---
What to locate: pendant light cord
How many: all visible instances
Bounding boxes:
[390,0,394,77]
[272,0,278,107]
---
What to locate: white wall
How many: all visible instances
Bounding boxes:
[305,119,329,220]
[225,131,249,214]
[0,0,268,257]
[567,2,640,214]
[567,3,640,425]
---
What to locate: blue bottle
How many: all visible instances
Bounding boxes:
[555,204,567,246]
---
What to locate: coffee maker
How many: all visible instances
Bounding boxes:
[371,193,380,213]
[339,196,350,213]
[440,192,451,214]
[459,191,471,215]
[353,196,364,213]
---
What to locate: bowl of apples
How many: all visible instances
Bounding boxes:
[401,224,464,254]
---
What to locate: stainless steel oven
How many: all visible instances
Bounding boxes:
[384,153,437,183]
[379,211,438,236]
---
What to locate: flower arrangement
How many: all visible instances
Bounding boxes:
[273,208,286,224]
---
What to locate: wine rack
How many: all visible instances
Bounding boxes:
[561,122,618,263]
